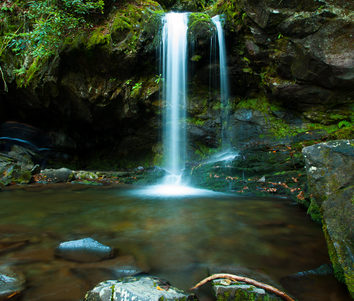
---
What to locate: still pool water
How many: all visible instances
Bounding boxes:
[0,184,350,300]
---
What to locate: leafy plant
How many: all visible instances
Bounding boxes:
[131,81,142,97]
[2,0,105,86]
[154,74,162,84]
[338,120,351,128]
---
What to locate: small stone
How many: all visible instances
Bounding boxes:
[55,238,114,262]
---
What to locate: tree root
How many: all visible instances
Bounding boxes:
[190,273,295,301]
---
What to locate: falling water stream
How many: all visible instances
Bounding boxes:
[211,15,231,151]
[141,12,203,196]
[162,12,188,178]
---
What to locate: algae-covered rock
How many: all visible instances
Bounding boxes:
[85,276,197,301]
[213,279,282,301]
[302,139,354,297]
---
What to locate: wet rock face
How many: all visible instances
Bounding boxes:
[302,140,354,297]
[85,276,196,301]
[55,238,114,262]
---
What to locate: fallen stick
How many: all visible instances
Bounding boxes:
[190,273,295,301]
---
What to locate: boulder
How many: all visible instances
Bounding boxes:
[85,276,196,301]
[40,167,74,183]
[302,140,354,297]
[55,238,114,262]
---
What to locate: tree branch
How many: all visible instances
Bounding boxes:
[190,273,295,301]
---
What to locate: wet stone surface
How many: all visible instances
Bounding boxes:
[85,276,196,301]
[213,279,282,301]
[55,238,114,262]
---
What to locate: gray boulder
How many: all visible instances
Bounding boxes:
[302,140,354,297]
[40,167,74,183]
[85,276,196,301]
[55,238,114,262]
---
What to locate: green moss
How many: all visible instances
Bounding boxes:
[307,199,322,224]
[235,96,299,138]
[87,26,111,49]
[187,117,205,126]
[213,0,243,31]
[188,12,214,40]
[194,142,218,159]
[323,224,345,284]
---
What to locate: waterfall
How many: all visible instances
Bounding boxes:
[211,15,231,150]
[161,12,188,179]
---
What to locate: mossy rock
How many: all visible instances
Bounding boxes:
[188,12,215,41]
[303,140,354,297]
[213,279,283,301]
[87,26,112,50]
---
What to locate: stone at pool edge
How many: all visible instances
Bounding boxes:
[55,238,114,262]
[40,167,74,183]
[302,139,354,297]
[85,276,197,301]
[213,279,282,301]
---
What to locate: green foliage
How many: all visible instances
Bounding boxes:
[1,0,105,87]
[338,120,351,129]
[154,74,162,84]
[188,12,214,41]
[187,117,205,126]
[131,81,142,95]
[87,26,111,49]
[109,1,162,55]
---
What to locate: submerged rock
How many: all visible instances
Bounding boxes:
[303,139,354,297]
[85,276,196,301]
[287,264,334,278]
[0,266,25,300]
[55,238,114,262]
[213,279,282,301]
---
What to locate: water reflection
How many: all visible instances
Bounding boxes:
[0,184,350,300]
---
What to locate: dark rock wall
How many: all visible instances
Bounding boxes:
[0,0,353,169]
